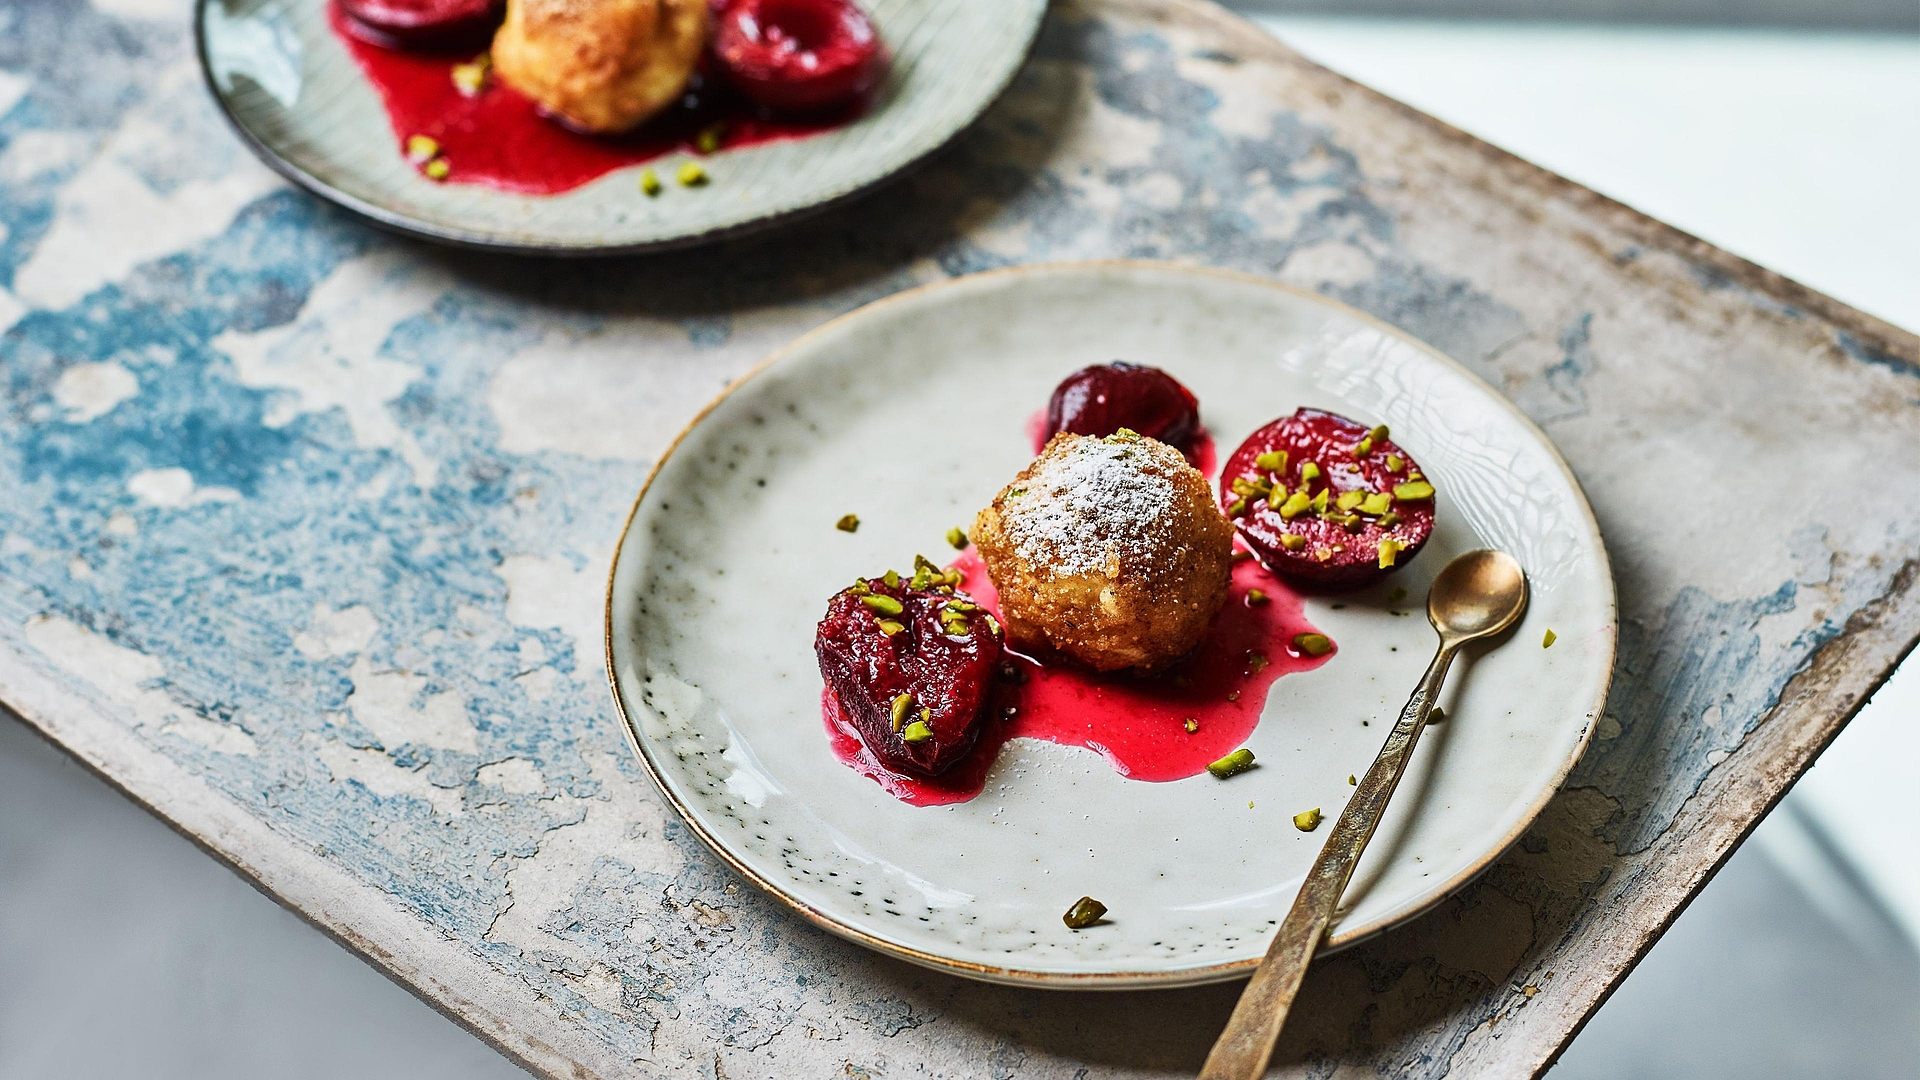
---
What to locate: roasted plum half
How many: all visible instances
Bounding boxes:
[1221,408,1435,590]
[713,0,884,113]
[815,559,1003,776]
[1044,362,1202,455]
[337,0,506,49]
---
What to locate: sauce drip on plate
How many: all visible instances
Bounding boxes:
[328,2,864,195]
[823,550,1334,805]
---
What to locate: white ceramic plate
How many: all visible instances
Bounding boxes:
[196,0,1045,253]
[606,262,1615,987]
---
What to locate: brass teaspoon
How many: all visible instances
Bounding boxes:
[1200,549,1530,1079]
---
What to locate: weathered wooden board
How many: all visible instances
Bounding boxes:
[1,0,1915,1077]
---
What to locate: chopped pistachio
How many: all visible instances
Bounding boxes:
[1429,706,1446,724]
[1343,513,1363,533]
[1183,717,1199,733]
[1246,588,1269,606]
[1369,424,1390,442]
[1063,896,1107,929]
[901,719,933,743]
[909,566,934,590]
[450,55,490,95]
[1231,548,1255,562]
[1009,486,1027,497]
[942,568,965,588]
[422,158,451,181]
[1314,546,1333,562]
[891,693,913,731]
[1360,492,1392,516]
[835,513,859,532]
[876,619,905,636]
[1378,511,1401,529]
[1292,632,1333,657]
[1226,690,1241,702]
[676,160,709,187]
[1378,538,1401,568]
[947,526,970,550]
[1385,453,1405,473]
[1278,491,1311,519]
[1393,480,1435,501]
[695,123,725,154]
[861,594,904,615]
[850,578,870,595]
[882,569,900,589]
[1543,628,1557,648]
[1310,488,1330,513]
[1246,652,1270,673]
[1231,476,1270,497]
[1266,483,1287,508]
[405,134,440,163]
[1351,436,1373,457]
[1336,490,1365,512]
[945,599,978,613]
[1207,748,1257,778]
[1279,533,1306,552]
[1254,449,1287,472]
[639,168,663,196]
[1300,461,1322,485]
[1226,496,1248,517]
[1348,774,1357,785]
[1293,807,1323,831]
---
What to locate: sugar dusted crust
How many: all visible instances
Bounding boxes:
[492,0,707,134]
[973,431,1233,672]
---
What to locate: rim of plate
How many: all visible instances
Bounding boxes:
[193,0,1046,256]
[604,260,1618,988]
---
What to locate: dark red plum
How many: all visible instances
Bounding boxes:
[1044,362,1201,453]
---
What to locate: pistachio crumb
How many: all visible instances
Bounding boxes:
[1300,461,1322,485]
[695,123,725,154]
[1385,453,1405,473]
[422,157,451,181]
[861,594,903,616]
[1063,896,1107,929]
[639,168,663,196]
[677,160,709,187]
[1246,588,1269,606]
[901,719,933,743]
[875,619,905,636]
[1278,533,1306,552]
[1543,628,1557,648]
[405,134,440,163]
[1207,748,1256,779]
[1293,807,1323,831]
[1183,717,1199,733]
[1292,632,1332,657]
[1348,774,1357,785]
[1393,480,1435,501]
[835,513,859,533]
[1254,450,1287,472]
[946,526,970,550]
[1336,490,1366,512]
[890,693,912,731]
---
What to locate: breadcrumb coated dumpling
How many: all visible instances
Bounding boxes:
[492,0,707,134]
[973,430,1234,672]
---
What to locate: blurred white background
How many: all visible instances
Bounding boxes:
[3,3,1916,1077]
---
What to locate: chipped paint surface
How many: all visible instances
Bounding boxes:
[1,1,1916,1078]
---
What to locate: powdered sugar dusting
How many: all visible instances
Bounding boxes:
[1001,435,1181,576]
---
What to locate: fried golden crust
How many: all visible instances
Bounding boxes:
[973,432,1233,672]
[492,0,707,134]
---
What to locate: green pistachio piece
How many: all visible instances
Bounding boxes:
[1183,717,1199,733]
[1385,454,1405,473]
[1293,807,1323,831]
[882,569,900,589]
[1300,462,1322,485]
[1254,450,1287,472]
[876,619,905,636]
[1292,632,1332,657]
[1351,436,1373,457]
[1543,629,1557,648]
[861,594,904,615]
[1369,424,1390,442]
[1394,480,1435,500]
[1310,488,1329,513]
[947,526,970,550]
[1378,538,1401,568]
[1279,533,1306,552]
[1278,491,1311,519]
[1246,588,1269,606]
[1207,748,1256,779]
[891,693,912,731]
[901,719,933,742]
[1360,492,1392,516]
[1063,896,1107,929]
[1336,490,1365,512]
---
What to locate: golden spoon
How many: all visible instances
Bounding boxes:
[1200,549,1530,1080]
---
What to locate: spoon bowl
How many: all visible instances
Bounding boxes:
[1429,549,1529,642]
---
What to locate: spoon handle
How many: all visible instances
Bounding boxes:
[1199,640,1460,1080]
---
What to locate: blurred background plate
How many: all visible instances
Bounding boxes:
[194,0,1046,253]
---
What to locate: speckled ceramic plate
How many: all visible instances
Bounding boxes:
[606,262,1615,987]
[195,0,1044,253]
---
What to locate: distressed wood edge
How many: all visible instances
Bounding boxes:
[0,640,619,1080]
[1515,557,1920,1079]
[1154,0,1919,356]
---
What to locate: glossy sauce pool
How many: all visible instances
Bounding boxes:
[823,550,1335,806]
[329,3,862,195]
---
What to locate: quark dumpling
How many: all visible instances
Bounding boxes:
[973,430,1234,672]
[492,0,707,134]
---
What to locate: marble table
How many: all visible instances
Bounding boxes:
[2,0,1915,1077]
